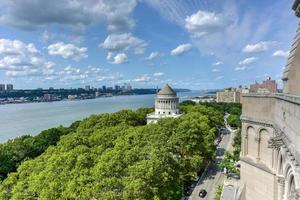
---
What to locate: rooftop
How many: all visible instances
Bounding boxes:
[157,84,176,95]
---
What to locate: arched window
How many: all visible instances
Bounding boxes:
[288,175,296,199]
[278,154,284,175]
[259,129,272,166]
[246,126,256,159]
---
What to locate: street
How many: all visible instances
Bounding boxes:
[188,116,234,200]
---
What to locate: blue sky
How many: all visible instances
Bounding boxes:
[0,0,298,89]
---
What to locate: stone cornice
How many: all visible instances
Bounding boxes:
[240,116,273,128]
[242,93,300,106]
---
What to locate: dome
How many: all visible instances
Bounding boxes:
[157,84,176,95]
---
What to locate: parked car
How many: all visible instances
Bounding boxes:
[199,189,207,198]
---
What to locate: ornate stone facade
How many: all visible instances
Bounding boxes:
[240,93,300,200]
[239,2,300,199]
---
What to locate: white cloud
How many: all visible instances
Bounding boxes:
[213,61,223,66]
[212,68,220,72]
[215,76,224,80]
[242,41,277,53]
[134,74,151,82]
[48,42,87,61]
[273,50,289,58]
[146,52,161,60]
[153,72,164,77]
[171,43,192,56]
[100,33,146,54]
[185,10,231,38]
[109,53,128,64]
[0,0,137,33]
[0,38,55,77]
[239,57,257,65]
[234,66,247,71]
[133,72,164,83]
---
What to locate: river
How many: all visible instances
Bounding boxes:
[0,91,206,142]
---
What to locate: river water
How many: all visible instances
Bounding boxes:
[0,91,205,142]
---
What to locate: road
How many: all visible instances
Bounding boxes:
[188,117,234,200]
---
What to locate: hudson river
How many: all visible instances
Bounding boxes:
[0,91,206,142]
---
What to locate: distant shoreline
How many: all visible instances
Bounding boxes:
[0,89,191,106]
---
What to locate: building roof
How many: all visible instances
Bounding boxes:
[157,84,176,95]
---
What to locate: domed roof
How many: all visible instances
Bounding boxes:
[157,84,176,95]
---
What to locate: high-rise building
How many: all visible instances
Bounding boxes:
[115,85,120,91]
[102,85,106,92]
[0,84,5,91]
[85,85,90,91]
[6,84,13,91]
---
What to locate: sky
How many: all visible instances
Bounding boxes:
[0,0,298,90]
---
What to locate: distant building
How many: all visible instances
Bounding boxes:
[249,77,277,93]
[216,88,240,103]
[0,84,5,91]
[190,95,216,103]
[68,95,77,100]
[6,84,13,91]
[146,84,182,124]
[85,85,90,91]
[115,85,120,91]
[102,85,106,91]
[43,94,54,101]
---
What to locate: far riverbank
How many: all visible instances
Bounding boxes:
[0,91,206,142]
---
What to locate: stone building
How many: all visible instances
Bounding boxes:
[239,2,300,199]
[216,88,241,103]
[146,84,182,124]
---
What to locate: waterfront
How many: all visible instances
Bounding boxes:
[0,91,206,142]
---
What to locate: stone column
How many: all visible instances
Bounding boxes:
[277,176,285,200]
[255,136,261,162]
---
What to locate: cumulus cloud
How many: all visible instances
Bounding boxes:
[109,53,128,64]
[242,41,277,53]
[234,66,247,71]
[273,50,289,58]
[239,57,257,65]
[146,52,161,60]
[0,38,55,77]
[48,42,87,61]
[153,72,164,77]
[212,68,220,72]
[133,72,164,83]
[185,10,231,38]
[0,0,137,33]
[213,61,223,66]
[171,44,192,56]
[58,65,119,83]
[134,74,152,82]
[100,33,146,54]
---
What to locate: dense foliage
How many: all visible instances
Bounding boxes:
[198,102,241,116]
[227,115,241,128]
[0,105,223,200]
[0,121,80,181]
[214,185,222,200]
